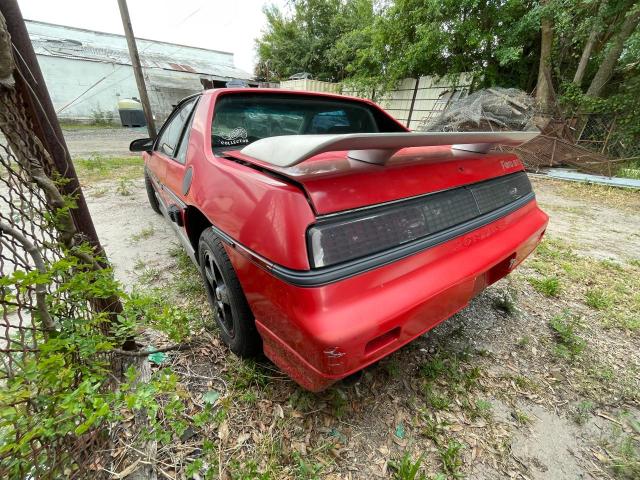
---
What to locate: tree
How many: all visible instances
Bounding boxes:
[255,0,375,82]
[536,0,555,110]
[256,0,546,91]
[573,0,607,85]
[349,0,551,93]
[254,0,640,144]
[586,3,640,96]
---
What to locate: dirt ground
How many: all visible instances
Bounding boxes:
[531,176,640,263]
[63,126,145,158]
[84,179,176,287]
[82,171,639,479]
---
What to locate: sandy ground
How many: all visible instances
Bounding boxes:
[63,126,146,158]
[82,173,639,479]
[84,179,176,287]
[532,176,640,263]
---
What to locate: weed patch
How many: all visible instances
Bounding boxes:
[598,417,640,479]
[137,266,162,283]
[383,358,402,378]
[511,409,532,426]
[74,155,143,184]
[131,224,155,242]
[423,385,452,411]
[528,276,561,297]
[493,287,518,314]
[226,358,271,392]
[117,178,134,196]
[585,288,612,310]
[60,120,120,130]
[549,312,586,359]
[167,244,206,301]
[438,440,464,478]
[570,400,594,425]
[420,351,481,392]
[525,237,640,332]
[389,453,428,480]
[558,182,640,211]
[471,399,493,420]
[125,291,201,342]
[612,434,640,479]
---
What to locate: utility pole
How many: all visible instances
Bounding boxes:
[117,0,157,138]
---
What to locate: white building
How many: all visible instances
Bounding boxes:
[26,20,254,123]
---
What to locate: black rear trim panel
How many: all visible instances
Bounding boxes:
[210,191,535,287]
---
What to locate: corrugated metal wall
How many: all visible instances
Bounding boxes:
[39,55,206,124]
[28,21,253,125]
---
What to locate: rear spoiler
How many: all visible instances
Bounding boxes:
[239,131,539,167]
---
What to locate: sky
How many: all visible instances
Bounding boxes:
[17,0,288,74]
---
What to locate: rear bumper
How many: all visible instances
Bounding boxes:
[227,200,548,391]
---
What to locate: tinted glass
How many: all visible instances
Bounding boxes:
[157,98,197,157]
[309,110,350,133]
[175,98,199,164]
[211,94,379,150]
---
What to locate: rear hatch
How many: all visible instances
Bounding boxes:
[226,146,526,215]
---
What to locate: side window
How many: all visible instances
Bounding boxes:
[156,98,197,158]
[175,98,199,164]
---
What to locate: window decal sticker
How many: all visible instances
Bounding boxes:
[218,127,249,146]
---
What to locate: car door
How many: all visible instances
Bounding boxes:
[148,96,199,207]
[163,97,199,209]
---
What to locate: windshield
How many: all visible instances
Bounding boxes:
[211,94,379,151]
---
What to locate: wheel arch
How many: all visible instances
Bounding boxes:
[184,205,212,256]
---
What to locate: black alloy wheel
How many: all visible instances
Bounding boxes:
[197,228,261,356]
[202,247,234,337]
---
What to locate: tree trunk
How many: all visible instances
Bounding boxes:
[573,27,600,85]
[573,0,606,85]
[536,6,555,112]
[586,6,640,97]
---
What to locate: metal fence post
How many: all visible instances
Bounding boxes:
[405,77,420,129]
[601,115,616,155]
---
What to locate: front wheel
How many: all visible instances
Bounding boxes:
[144,169,161,215]
[198,228,261,357]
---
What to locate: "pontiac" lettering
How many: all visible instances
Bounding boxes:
[500,159,520,170]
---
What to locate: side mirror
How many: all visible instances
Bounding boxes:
[129,138,154,152]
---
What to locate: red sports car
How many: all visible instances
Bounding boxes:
[130,89,548,391]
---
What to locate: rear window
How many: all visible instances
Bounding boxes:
[211,94,380,151]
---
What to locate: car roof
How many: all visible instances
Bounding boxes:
[203,87,375,105]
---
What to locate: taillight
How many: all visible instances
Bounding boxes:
[307,172,532,268]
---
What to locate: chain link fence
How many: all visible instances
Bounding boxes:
[0,9,126,476]
[574,114,640,160]
[0,82,96,478]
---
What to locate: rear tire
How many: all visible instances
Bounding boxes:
[145,169,161,215]
[198,228,261,357]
